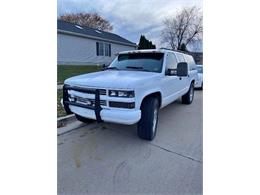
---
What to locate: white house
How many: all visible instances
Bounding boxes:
[57,20,137,65]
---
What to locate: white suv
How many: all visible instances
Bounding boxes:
[63,49,197,140]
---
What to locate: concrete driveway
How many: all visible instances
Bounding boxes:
[58,91,203,195]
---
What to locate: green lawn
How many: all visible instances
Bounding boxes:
[57,65,102,84]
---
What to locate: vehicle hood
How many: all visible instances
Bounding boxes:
[64,70,160,89]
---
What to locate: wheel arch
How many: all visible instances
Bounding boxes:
[140,91,162,109]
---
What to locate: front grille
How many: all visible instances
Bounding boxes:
[69,87,107,95]
[80,88,106,95]
[75,96,107,106]
[63,84,104,122]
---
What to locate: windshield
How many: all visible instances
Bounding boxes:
[108,53,164,73]
[197,66,203,73]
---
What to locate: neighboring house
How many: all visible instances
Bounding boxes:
[57,20,137,65]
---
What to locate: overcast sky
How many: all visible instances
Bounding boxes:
[57,0,202,51]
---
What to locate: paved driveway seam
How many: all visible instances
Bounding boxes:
[149,143,202,164]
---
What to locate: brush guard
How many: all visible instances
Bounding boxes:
[63,84,103,122]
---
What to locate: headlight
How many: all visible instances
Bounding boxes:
[109,90,117,96]
[109,90,135,98]
[118,91,129,97]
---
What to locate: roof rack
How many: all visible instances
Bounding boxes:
[159,47,173,51]
[160,47,191,55]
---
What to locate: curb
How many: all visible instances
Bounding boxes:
[57,121,87,136]
[57,114,76,128]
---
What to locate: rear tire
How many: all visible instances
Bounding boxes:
[137,97,159,141]
[182,83,194,104]
[75,114,94,123]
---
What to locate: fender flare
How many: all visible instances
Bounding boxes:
[137,89,162,109]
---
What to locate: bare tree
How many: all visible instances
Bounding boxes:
[161,6,202,51]
[59,13,113,32]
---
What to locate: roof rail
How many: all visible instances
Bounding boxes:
[160,47,190,54]
[159,47,173,51]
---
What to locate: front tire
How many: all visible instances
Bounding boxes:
[75,114,94,123]
[182,83,194,104]
[137,97,159,141]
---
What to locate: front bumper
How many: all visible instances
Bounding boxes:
[63,84,141,125]
[69,105,141,125]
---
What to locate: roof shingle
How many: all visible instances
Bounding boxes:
[57,20,136,47]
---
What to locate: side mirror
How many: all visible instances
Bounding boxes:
[177,62,188,77]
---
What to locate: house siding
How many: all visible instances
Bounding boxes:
[57,33,136,65]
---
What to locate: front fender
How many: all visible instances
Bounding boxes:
[135,88,162,109]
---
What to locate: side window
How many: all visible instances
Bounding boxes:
[188,55,196,70]
[183,54,196,71]
[184,55,191,70]
[165,53,178,71]
[176,53,185,62]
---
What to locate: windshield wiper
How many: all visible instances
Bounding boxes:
[126,66,151,72]
[126,66,143,69]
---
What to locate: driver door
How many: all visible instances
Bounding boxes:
[161,52,181,105]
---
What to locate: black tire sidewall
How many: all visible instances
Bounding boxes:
[137,97,159,140]
[182,82,194,104]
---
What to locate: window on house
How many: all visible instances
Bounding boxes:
[96,42,111,56]
[105,43,109,56]
[96,42,99,56]
[99,42,104,56]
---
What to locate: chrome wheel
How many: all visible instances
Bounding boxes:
[152,107,158,134]
[189,85,194,102]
